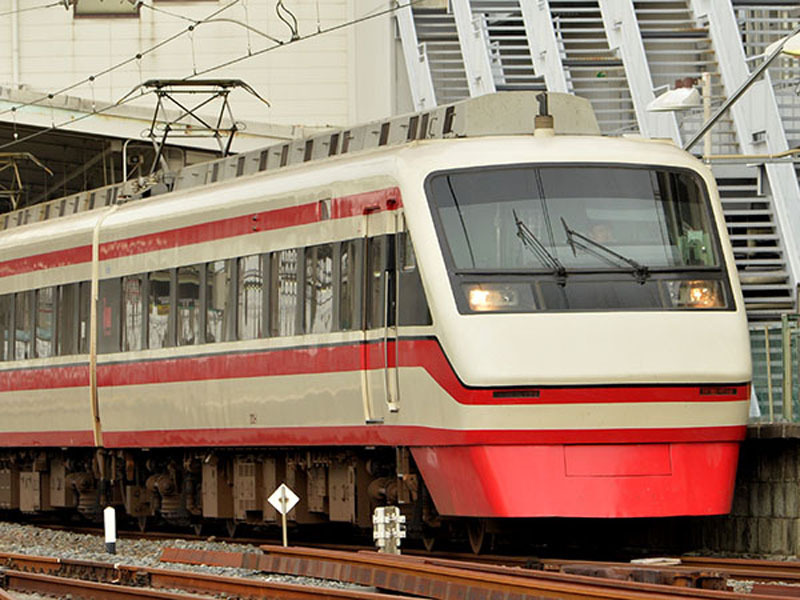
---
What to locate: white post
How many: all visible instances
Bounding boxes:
[281,487,288,548]
[103,506,116,555]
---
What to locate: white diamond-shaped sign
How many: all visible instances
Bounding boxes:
[268,483,299,515]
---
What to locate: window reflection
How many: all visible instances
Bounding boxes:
[149,270,171,349]
[305,245,333,334]
[178,265,201,345]
[207,260,233,343]
[271,249,298,336]
[15,291,33,360]
[122,274,143,351]
[238,255,263,340]
[36,287,55,358]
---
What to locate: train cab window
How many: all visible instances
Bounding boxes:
[57,284,80,356]
[148,270,172,349]
[304,244,333,334]
[122,275,145,352]
[397,233,432,326]
[270,249,298,337]
[0,295,12,360]
[178,265,202,345]
[339,239,362,331]
[35,287,55,358]
[14,291,33,360]
[206,260,235,343]
[98,279,121,354]
[237,255,263,340]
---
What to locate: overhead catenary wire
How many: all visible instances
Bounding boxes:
[0,1,64,18]
[0,0,242,123]
[0,0,422,152]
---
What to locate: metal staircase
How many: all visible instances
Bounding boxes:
[549,1,638,134]
[633,0,739,153]
[470,0,542,91]
[735,3,800,147]
[410,7,470,105]
[715,164,795,315]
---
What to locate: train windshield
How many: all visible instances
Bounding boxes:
[426,164,733,312]
[428,165,718,271]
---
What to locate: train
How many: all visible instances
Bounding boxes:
[0,91,751,551]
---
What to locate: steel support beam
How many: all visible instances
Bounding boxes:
[395,2,437,110]
[692,0,800,296]
[518,0,570,93]
[451,0,496,97]
[598,0,680,142]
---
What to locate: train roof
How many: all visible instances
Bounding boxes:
[0,91,693,237]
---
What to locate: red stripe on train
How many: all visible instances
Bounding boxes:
[0,424,745,449]
[0,339,749,404]
[0,188,401,277]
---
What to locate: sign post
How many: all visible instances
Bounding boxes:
[268,483,299,547]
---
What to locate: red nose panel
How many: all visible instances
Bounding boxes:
[411,442,739,518]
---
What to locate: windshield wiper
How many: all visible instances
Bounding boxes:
[560,217,650,284]
[513,210,567,286]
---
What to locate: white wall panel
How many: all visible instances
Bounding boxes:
[2,0,392,128]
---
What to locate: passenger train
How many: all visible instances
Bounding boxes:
[0,92,750,550]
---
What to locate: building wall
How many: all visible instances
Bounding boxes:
[0,0,404,129]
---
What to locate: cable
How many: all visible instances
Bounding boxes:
[0,0,242,122]
[187,0,421,80]
[0,1,64,18]
[0,0,422,151]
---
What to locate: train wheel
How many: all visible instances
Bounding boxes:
[137,515,148,533]
[192,522,203,536]
[225,519,238,538]
[466,519,487,554]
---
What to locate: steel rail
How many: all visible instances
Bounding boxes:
[160,545,782,600]
[1,569,204,600]
[680,556,800,583]
[0,551,411,600]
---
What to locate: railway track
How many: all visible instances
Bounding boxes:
[161,544,793,600]
[0,551,411,600]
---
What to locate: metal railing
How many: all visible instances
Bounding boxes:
[750,314,800,421]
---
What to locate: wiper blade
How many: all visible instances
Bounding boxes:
[513,210,567,286]
[560,217,650,284]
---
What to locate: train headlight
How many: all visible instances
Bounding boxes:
[465,284,521,312]
[665,279,725,308]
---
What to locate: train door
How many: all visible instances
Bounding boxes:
[362,209,399,423]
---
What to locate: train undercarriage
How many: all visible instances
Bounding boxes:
[0,446,486,550]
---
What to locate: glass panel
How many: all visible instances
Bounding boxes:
[122,275,144,352]
[206,260,234,343]
[339,240,361,331]
[397,233,432,326]
[272,249,298,336]
[366,237,386,329]
[238,255,263,340]
[15,291,33,360]
[0,295,12,360]
[57,284,79,356]
[148,270,171,349]
[178,265,202,345]
[79,282,90,353]
[428,165,720,271]
[36,287,55,358]
[305,245,333,334]
[98,279,121,354]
